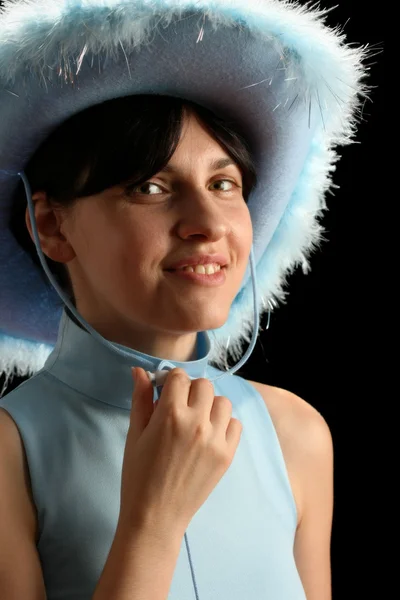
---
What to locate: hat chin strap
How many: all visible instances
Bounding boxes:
[20,170,266,387]
[11,168,268,600]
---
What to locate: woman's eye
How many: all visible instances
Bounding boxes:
[125,179,238,196]
[211,180,237,192]
[124,182,163,196]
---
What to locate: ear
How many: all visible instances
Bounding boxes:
[24,190,76,263]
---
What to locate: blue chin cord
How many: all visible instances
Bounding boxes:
[16,169,273,600]
[19,170,270,387]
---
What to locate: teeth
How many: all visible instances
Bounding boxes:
[180,263,222,275]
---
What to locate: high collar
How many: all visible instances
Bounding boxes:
[43,307,213,410]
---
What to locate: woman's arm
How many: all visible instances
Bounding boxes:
[92,520,184,600]
[292,407,334,600]
[247,381,334,600]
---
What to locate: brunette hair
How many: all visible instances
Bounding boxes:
[9,94,258,304]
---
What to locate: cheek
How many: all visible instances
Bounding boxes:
[110,222,166,283]
[235,206,253,254]
[70,217,132,281]
[67,208,162,291]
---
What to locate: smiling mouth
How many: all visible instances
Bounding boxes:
[165,265,227,286]
[166,265,226,273]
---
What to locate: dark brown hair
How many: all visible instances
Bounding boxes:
[9,94,258,304]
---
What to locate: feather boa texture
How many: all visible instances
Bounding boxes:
[0,0,370,383]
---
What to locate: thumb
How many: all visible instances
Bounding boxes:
[130,367,155,435]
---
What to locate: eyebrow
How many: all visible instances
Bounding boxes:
[159,157,238,173]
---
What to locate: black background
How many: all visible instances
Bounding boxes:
[0,1,384,598]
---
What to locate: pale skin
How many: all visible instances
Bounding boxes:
[24,108,334,599]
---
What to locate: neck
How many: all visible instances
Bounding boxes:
[66,306,198,362]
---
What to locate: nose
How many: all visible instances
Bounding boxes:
[175,189,231,242]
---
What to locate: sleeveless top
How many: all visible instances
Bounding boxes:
[0,308,306,600]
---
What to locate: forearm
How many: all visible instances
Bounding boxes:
[92,520,184,600]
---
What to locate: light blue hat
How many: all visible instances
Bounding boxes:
[0,0,369,385]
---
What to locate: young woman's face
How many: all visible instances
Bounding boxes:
[30,111,253,343]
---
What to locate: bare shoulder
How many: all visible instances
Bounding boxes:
[0,406,26,450]
[246,380,333,526]
[0,407,39,543]
[246,380,333,460]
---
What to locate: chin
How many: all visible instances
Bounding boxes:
[169,311,229,333]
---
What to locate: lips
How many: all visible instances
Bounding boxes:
[166,254,229,271]
[171,264,224,272]
[165,264,227,286]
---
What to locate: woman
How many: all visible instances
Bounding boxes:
[0,1,368,599]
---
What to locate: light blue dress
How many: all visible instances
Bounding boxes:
[0,307,306,600]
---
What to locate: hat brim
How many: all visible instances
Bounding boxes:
[0,0,369,378]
